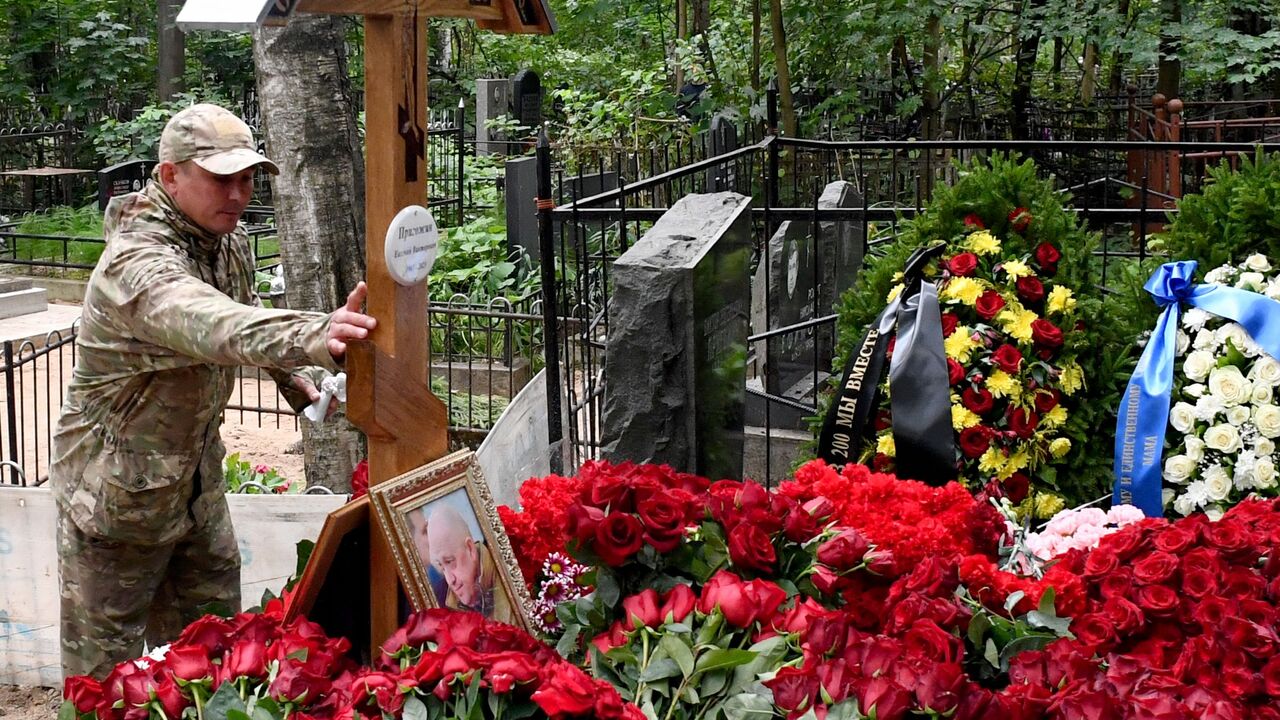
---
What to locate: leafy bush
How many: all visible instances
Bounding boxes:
[92,91,234,166]
[223,452,298,494]
[1156,150,1280,270]
[429,216,536,303]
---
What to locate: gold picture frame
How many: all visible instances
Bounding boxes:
[369,449,533,630]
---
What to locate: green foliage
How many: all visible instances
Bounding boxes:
[92,91,233,166]
[430,376,510,430]
[962,586,1073,684]
[1157,150,1280,272]
[8,205,106,269]
[429,216,535,304]
[224,452,299,494]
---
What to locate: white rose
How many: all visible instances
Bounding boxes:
[1173,494,1197,516]
[1169,402,1198,433]
[1227,405,1251,426]
[1244,253,1272,272]
[1204,423,1242,453]
[1176,331,1191,355]
[1203,465,1233,501]
[1185,383,1206,398]
[1251,381,1273,406]
[1250,357,1280,385]
[1182,307,1212,330]
[1162,454,1195,485]
[1217,323,1251,352]
[1208,365,1251,406]
[1255,437,1275,457]
[1255,458,1277,489]
[1267,279,1280,301]
[1182,351,1217,382]
[1255,404,1280,438]
[1162,488,1176,509]
[1206,507,1226,521]
[1239,271,1266,292]
[1185,436,1206,462]
[1204,266,1232,284]
[1194,329,1217,350]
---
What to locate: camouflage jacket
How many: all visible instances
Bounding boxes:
[51,180,338,544]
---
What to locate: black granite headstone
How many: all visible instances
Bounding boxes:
[705,114,739,192]
[603,193,751,479]
[98,160,156,210]
[563,171,618,204]
[511,69,542,130]
[504,157,538,261]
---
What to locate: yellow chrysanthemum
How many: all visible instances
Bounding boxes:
[999,309,1037,343]
[942,277,984,306]
[1049,437,1072,458]
[944,326,977,362]
[1033,493,1067,519]
[979,448,1006,474]
[1060,363,1084,396]
[1046,285,1076,315]
[886,283,905,303]
[877,433,896,458]
[952,405,981,431]
[999,450,1030,479]
[986,370,1017,398]
[1042,405,1069,429]
[965,230,1002,256]
[1002,259,1032,279]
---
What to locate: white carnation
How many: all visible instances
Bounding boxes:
[1244,254,1272,273]
[1182,307,1212,330]
[1204,423,1242,453]
[1204,266,1232,285]
[1250,357,1280,385]
[1239,271,1267,292]
[1254,404,1280,438]
[1227,405,1251,426]
[1169,402,1198,433]
[1267,278,1280,301]
[1208,365,1251,406]
[1184,479,1212,507]
[1163,454,1195,485]
[1182,351,1217,382]
[1195,394,1226,421]
[1185,436,1206,462]
[1185,383,1206,398]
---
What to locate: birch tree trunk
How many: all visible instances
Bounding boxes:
[253,15,367,492]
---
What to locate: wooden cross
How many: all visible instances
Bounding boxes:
[179,0,553,654]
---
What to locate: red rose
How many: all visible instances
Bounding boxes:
[958,426,993,459]
[1073,613,1118,652]
[991,344,1023,373]
[1007,407,1039,439]
[962,387,995,415]
[1034,243,1061,274]
[1133,551,1180,585]
[225,639,269,679]
[594,512,645,566]
[1206,522,1257,561]
[782,500,826,543]
[1083,547,1119,579]
[947,358,965,386]
[964,213,985,228]
[532,664,597,717]
[637,490,691,552]
[590,621,628,655]
[948,253,979,277]
[1031,318,1064,349]
[1135,585,1180,616]
[1033,389,1060,414]
[1008,207,1032,233]
[975,290,1006,321]
[817,528,872,570]
[1001,473,1030,504]
[1102,596,1146,635]
[589,472,632,511]
[154,677,187,719]
[485,653,541,694]
[1016,276,1045,304]
[811,564,843,596]
[764,666,819,713]
[351,458,370,499]
[728,522,777,573]
[122,672,155,707]
[1153,525,1197,556]
[622,589,661,630]
[859,677,912,720]
[1263,656,1280,696]
[176,615,235,657]
[660,584,696,624]
[269,663,332,704]
[697,571,786,628]
[166,645,213,682]
[1099,568,1134,599]
[941,313,959,338]
[63,676,104,713]
[565,503,605,543]
[1099,527,1146,561]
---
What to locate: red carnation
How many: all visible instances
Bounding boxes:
[1034,242,1061,274]
[962,387,995,415]
[948,253,979,277]
[958,426,992,459]
[1008,207,1033,233]
[1016,276,1045,304]
[991,344,1023,374]
[1007,407,1039,439]
[974,290,1006,321]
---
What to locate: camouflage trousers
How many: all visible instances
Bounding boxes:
[57,494,241,680]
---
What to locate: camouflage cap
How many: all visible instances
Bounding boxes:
[159,103,279,176]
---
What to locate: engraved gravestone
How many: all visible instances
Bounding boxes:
[705,114,739,192]
[504,157,538,261]
[476,78,510,155]
[602,192,751,479]
[511,69,542,131]
[98,160,156,210]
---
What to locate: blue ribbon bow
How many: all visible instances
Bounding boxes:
[1115,260,1280,515]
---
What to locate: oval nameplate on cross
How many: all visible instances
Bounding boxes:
[384,205,439,286]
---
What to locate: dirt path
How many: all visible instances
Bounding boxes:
[0,685,58,720]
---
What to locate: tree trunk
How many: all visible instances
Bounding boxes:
[1010,0,1047,140]
[1081,41,1099,103]
[922,14,943,139]
[751,0,762,93]
[676,0,686,93]
[156,0,185,101]
[1155,0,1181,99]
[254,15,367,492]
[769,0,797,136]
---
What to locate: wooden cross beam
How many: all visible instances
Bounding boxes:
[179,0,553,655]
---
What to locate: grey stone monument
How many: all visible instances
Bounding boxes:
[505,156,538,261]
[476,78,510,155]
[602,192,752,480]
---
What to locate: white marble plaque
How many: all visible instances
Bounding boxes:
[384,205,439,286]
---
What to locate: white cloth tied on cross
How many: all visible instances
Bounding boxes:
[303,372,347,423]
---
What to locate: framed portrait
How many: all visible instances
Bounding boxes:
[369,450,533,630]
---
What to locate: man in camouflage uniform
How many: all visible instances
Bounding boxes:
[51,103,377,679]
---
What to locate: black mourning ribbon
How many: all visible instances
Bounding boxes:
[817,243,956,485]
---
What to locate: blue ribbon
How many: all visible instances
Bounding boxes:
[1115,260,1280,515]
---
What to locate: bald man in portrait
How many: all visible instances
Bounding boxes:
[426,503,513,623]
